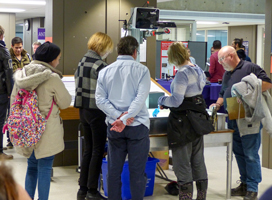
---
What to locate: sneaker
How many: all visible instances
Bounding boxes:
[244,191,258,200]
[86,192,107,200]
[77,190,87,200]
[0,152,13,160]
[7,142,13,149]
[231,181,247,196]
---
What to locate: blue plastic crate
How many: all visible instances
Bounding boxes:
[102,157,159,200]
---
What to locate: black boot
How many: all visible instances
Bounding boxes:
[243,191,258,200]
[179,182,193,200]
[196,179,208,200]
[231,182,247,196]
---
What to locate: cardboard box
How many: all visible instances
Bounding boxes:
[151,151,169,170]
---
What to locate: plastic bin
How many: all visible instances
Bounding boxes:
[102,157,159,200]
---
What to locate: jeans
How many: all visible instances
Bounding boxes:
[172,136,207,185]
[79,108,107,190]
[228,120,262,192]
[25,151,55,200]
[107,124,150,200]
[0,93,8,153]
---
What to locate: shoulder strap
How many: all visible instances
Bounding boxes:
[46,99,56,120]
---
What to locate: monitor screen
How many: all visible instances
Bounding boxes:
[133,8,159,29]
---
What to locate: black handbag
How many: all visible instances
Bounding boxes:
[186,110,214,136]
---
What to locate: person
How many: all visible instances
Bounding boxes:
[9,37,31,73]
[231,38,251,62]
[32,41,41,60]
[157,42,208,200]
[0,161,32,200]
[208,40,225,83]
[0,25,13,159]
[186,48,196,65]
[95,36,150,200]
[210,46,272,200]
[205,47,214,72]
[10,41,71,200]
[74,32,113,200]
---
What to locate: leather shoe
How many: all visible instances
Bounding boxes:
[77,189,87,200]
[231,182,247,196]
[86,192,107,200]
[0,153,13,160]
[243,191,258,200]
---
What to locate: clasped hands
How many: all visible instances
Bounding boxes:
[110,111,134,133]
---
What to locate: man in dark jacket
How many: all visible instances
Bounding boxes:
[232,38,252,62]
[0,25,13,159]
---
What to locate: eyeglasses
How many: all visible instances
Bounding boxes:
[218,53,230,64]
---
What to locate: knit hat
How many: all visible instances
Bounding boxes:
[35,41,61,63]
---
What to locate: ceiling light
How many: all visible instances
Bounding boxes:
[0,1,46,5]
[0,8,25,12]
[197,21,219,25]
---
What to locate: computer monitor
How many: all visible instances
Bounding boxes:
[131,7,159,29]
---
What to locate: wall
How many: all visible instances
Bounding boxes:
[23,17,45,56]
[157,0,265,14]
[45,0,156,75]
[0,13,16,49]
[228,25,257,63]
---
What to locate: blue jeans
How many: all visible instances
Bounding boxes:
[228,120,262,192]
[25,151,55,200]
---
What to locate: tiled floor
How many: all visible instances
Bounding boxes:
[3,139,272,200]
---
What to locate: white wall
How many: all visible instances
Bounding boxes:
[257,24,265,68]
[0,13,16,49]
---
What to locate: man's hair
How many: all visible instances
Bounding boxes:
[117,36,139,55]
[11,37,23,46]
[0,25,4,36]
[87,32,113,55]
[32,41,41,47]
[213,40,221,49]
[167,42,189,66]
[233,38,243,48]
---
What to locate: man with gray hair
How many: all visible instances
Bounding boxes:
[96,36,150,200]
[210,46,272,200]
[0,25,13,159]
[32,41,41,60]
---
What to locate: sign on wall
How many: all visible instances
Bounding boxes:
[37,28,45,43]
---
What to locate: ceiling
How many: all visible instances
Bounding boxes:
[0,0,46,24]
[1,0,265,29]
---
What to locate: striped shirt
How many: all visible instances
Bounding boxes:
[158,64,206,108]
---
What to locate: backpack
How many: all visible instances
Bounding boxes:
[2,89,55,147]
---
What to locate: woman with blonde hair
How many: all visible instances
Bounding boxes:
[158,42,208,200]
[74,32,113,200]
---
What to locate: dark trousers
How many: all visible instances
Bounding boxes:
[0,93,8,153]
[107,124,150,200]
[79,108,107,190]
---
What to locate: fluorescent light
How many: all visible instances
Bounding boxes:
[197,21,219,25]
[0,1,46,5]
[0,8,25,12]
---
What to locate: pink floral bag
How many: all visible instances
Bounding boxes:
[3,89,55,147]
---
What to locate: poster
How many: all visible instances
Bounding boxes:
[242,41,249,56]
[160,41,174,78]
[160,41,188,78]
[37,28,45,43]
